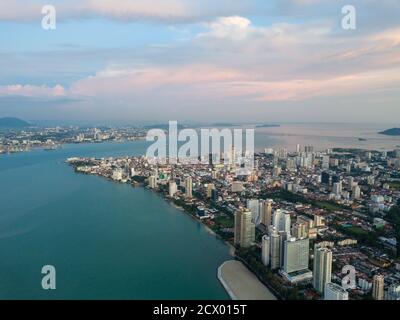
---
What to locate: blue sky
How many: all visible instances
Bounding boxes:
[0,0,399,124]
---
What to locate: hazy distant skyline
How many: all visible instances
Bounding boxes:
[0,0,399,123]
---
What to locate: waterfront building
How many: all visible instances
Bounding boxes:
[148,175,157,189]
[313,245,332,293]
[372,274,385,300]
[234,209,255,248]
[185,176,193,198]
[112,168,123,181]
[169,181,177,197]
[261,235,270,266]
[324,283,349,300]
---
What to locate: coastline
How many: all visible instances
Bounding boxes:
[153,189,237,256]
[69,161,281,300]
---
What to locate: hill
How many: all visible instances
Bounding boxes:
[0,117,30,128]
[379,128,400,136]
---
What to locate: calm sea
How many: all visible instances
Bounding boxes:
[0,141,231,299]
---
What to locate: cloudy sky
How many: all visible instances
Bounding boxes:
[0,0,399,124]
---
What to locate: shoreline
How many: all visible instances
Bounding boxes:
[69,162,280,300]
[151,189,237,256]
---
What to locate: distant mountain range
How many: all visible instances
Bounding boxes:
[0,117,31,128]
[379,128,400,136]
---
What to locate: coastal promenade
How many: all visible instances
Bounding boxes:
[218,260,277,300]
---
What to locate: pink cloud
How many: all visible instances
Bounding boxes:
[0,84,65,98]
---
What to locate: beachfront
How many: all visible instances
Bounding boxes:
[218,260,277,300]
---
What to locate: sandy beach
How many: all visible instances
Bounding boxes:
[218,260,277,300]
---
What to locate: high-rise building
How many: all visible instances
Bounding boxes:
[169,181,177,197]
[314,215,325,227]
[247,199,260,225]
[185,176,193,198]
[313,245,333,293]
[283,238,310,274]
[333,182,342,196]
[279,231,288,268]
[207,183,215,198]
[260,199,273,228]
[352,185,361,200]
[273,209,291,235]
[211,189,218,202]
[286,157,297,171]
[324,283,349,300]
[148,175,157,189]
[304,146,314,153]
[291,223,308,239]
[372,274,385,300]
[348,176,354,187]
[386,283,400,300]
[332,175,340,184]
[322,156,330,170]
[234,209,255,248]
[321,171,330,185]
[270,227,281,270]
[261,235,270,266]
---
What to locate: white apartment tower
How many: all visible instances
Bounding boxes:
[313,245,333,293]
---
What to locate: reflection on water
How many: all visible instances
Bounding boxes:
[254,123,400,151]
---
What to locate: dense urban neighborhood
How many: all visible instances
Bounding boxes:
[67,144,400,300]
[0,125,147,154]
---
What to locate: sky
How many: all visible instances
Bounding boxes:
[0,0,399,124]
